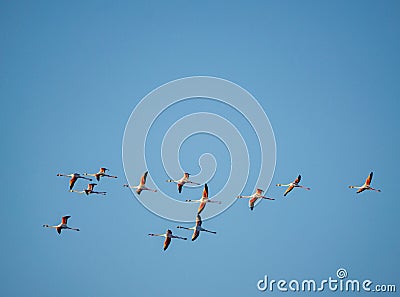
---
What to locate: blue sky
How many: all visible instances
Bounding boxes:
[1,1,399,296]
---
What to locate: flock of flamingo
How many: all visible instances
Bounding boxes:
[43,168,381,251]
[43,168,117,233]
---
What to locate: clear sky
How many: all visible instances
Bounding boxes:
[1,1,399,296]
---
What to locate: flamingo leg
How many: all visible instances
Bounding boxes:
[260,196,275,200]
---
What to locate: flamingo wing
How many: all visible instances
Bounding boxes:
[202,183,208,198]
[195,214,202,227]
[249,197,258,210]
[136,188,143,195]
[294,175,301,184]
[69,177,77,190]
[141,171,148,185]
[197,201,207,214]
[61,216,71,224]
[163,237,171,250]
[192,229,200,241]
[365,172,373,186]
[357,188,366,194]
[284,185,295,196]
[163,230,172,250]
[56,227,62,234]
[178,183,183,193]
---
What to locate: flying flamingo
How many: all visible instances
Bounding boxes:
[349,172,381,193]
[148,229,187,251]
[43,216,80,234]
[83,167,117,181]
[177,214,216,241]
[70,183,107,196]
[57,173,92,190]
[237,188,275,210]
[166,172,200,193]
[276,175,310,196]
[185,183,221,214]
[123,171,157,195]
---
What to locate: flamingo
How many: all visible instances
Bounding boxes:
[276,175,310,196]
[237,188,275,210]
[57,173,92,190]
[177,214,216,241]
[185,183,221,214]
[43,216,80,234]
[83,167,117,181]
[349,172,381,193]
[148,229,187,251]
[70,183,107,196]
[123,171,157,195]
[166,172,200,193]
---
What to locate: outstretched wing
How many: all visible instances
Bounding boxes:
[195,214,202,227]
[357,188,366,194]
[163,229,172,251]
[284,185,294,196]
[61,216,70,224]
[294,175,301,184]
[141,171,148,185]
[249,197,258,210]
[202,183,208,198]
[178,183,183,193]
[56,227,62,234]
[163,237,171,250]
[136,188,143,195]
[69,177,77,190]
[365,172,373,186]
[192,229,200,241]
[197,201,206,214]
[88,183,96,191]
